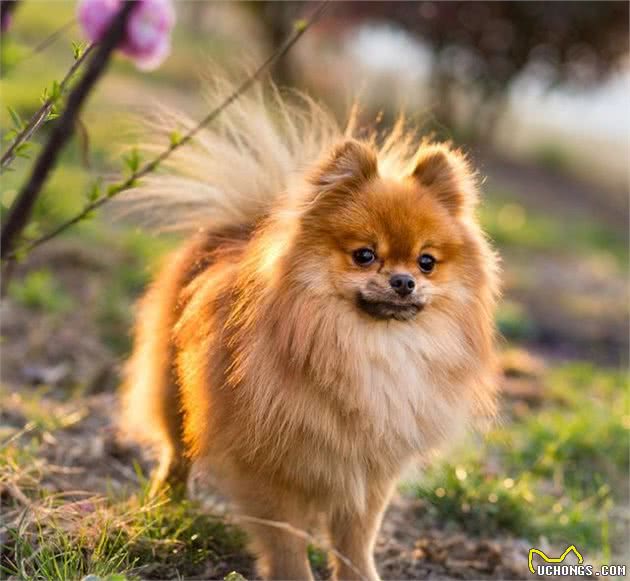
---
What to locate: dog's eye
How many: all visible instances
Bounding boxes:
[353,248,376,266]
[418,254,436,274]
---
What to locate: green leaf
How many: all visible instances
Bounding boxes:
[50,80,62,102]
[107,184,121,198]
[123,148,141,173]
[72,41,85,60]
[13,246,28,263]
[15,142,31,159]
[23,221,42,241]
[293,18,307,32]
[3,129,18,142]
[7,106,23,130]
[87,180,102,202]
[169,130,182,147]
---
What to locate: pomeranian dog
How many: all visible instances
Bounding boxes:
[121,80,500,581]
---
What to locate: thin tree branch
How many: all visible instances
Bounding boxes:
[75,116,92,169]
[15,18,77,66]
[0,43,95,172]
[0,3,137,260]
[7,0,329,260]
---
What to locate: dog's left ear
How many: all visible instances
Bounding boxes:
[411,144,478,216]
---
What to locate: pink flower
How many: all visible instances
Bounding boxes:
[78,0,120,43]
[1,0,18,33]
[1,12,12,32]
[121,0,175,70]
[77,0,175,71]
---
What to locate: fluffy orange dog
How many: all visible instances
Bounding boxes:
[121,84,500,580]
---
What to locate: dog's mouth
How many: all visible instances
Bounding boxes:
[356,294,424,321]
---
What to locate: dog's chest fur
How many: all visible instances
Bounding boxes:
[235,306,472,509]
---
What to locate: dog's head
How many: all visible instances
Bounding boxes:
[286,139,495,324]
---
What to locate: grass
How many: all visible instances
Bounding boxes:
[413,363,629,558]
[0,387,249,580]
[0,389,327,580]
[496,299,538,341]
[479,196,628,268]
[0,405,248,581]
[2,492,247,580]
[8,268,72,313]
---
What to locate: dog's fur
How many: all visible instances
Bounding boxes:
[121,82,500,580]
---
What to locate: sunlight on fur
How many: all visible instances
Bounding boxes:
[119,73,500,581]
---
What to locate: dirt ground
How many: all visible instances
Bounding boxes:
[0,386,538,581]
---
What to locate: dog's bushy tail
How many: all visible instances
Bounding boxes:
[117,76,342,234]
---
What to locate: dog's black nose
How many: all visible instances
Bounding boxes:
[389,274,416,296]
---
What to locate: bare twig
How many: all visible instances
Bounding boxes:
[0,43,95,172]
[15,18,77,65]
[7,1,329,260]
[0,421,36,451]
[0,2,137,260]
[4,482,32,507]
[75,116,92,169]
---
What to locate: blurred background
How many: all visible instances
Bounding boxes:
[1,2,628,579]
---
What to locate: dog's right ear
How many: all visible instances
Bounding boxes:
[411,144,478,216]
[308,139,378,197]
